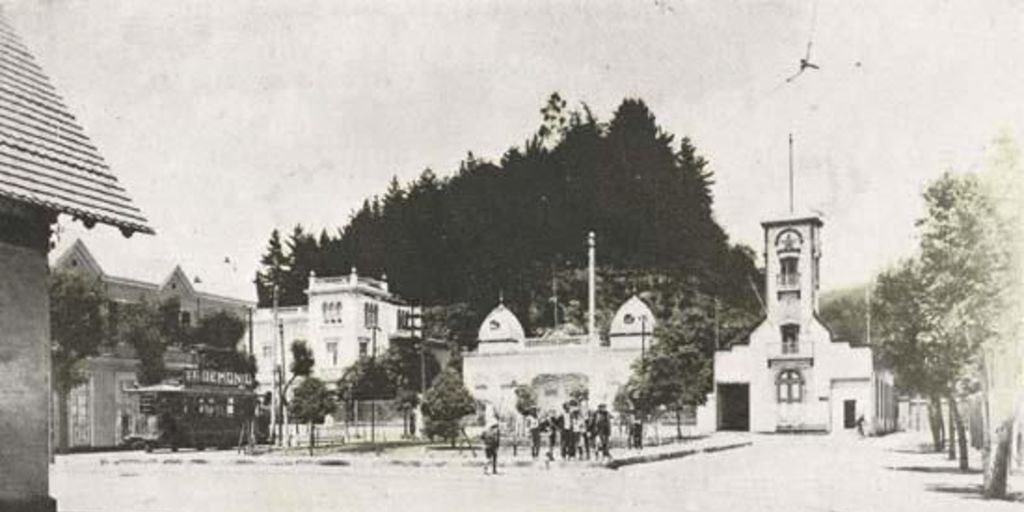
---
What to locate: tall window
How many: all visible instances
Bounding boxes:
[777,369,803,403]
[364,302,379,328]
[358,337,369,357]
[781,324,800,354]
[325,340,339,366]
[779,257,799,287]
[180,310,192,327]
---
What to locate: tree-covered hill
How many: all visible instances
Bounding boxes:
[255,94,763,341]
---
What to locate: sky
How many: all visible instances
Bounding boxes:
[6,0,1024,300]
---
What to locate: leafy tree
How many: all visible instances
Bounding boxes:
[289,377,336,455]
[623,307,713,439]
[917,171,1005,470]
[514,385,538,416]
[119,302,168,386]
[50,271,107,452]
[819,286,869,345]
[336,357,398,407]
[255,228,290,307]
[381,341,441,435]
[155,297,189,347]
[421,368,476,446]
[252,95,760,341]
[282,340,315,406]
[873,260,948,450]
[192,311,246,350]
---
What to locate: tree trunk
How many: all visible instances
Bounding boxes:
[947,398,957,460]
[58,388,70,454]
[983,417,1014,499]
[948,395,969,470]
[308,423,315,456]
[675,410,682,440]
[929,395,945,451]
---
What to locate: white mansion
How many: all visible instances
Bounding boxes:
[250,268,435,399]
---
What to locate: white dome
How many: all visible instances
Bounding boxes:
[609,296,656,337]
[477,304,525,345]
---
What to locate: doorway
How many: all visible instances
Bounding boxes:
[843,400,856,429]
[718,383,750,431]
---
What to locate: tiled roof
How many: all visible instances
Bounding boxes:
[0,8,152,235]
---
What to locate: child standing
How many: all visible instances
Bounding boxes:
[482,424,500,475]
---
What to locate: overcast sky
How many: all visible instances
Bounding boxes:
[7,0,1024,300]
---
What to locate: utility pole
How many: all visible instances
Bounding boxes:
[271,285,282,446]
[865,281,872,346]
[587,232,596,345]
[369,321,380,445]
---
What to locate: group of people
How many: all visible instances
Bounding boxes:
[524,401,613,463]
[479,400,617,475]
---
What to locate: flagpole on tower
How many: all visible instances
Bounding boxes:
[789,133,795,214]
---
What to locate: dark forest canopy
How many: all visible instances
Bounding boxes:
[256,94,763,340]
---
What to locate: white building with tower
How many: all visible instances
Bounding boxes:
[711,212,897,434]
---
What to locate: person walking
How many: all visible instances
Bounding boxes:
[572,409,586,459]
[559,403,572,459]
[482,423,500,475]
[631,416,643,451]
[583,410,595,460]
[546,410,560,462]
[595,404,612,461]
[526,409,541,459]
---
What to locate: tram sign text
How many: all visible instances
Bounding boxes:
[184,369,253,387]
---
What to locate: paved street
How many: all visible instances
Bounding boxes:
[52,431,1022,512]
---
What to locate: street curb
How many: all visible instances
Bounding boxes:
[94,441,753,470]
[604,441,753,470]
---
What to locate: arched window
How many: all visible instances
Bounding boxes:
[777,369,803,403]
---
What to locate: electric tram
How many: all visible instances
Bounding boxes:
[125,369,268,451]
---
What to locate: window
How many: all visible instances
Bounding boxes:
[398,309,413,330]
[364,302,379,328]
[325,340,339,366]
[781,324,800,354]
[226,397,235,417]
[323,302,343,324]
[358,337,369,357]
[779,257,799,287]
[180,311,192,327]
[777,369,803,403]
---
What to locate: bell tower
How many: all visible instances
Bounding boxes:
[762,214,823,327]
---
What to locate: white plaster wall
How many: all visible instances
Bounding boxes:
[829,379,872,434]
[463,346,641,416]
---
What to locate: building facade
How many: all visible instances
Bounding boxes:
[462,295,715,433]
[712,213,897,434]
[51,240,253,448]
[250,268,436,401]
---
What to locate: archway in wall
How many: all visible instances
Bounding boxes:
[531,373,589,413]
